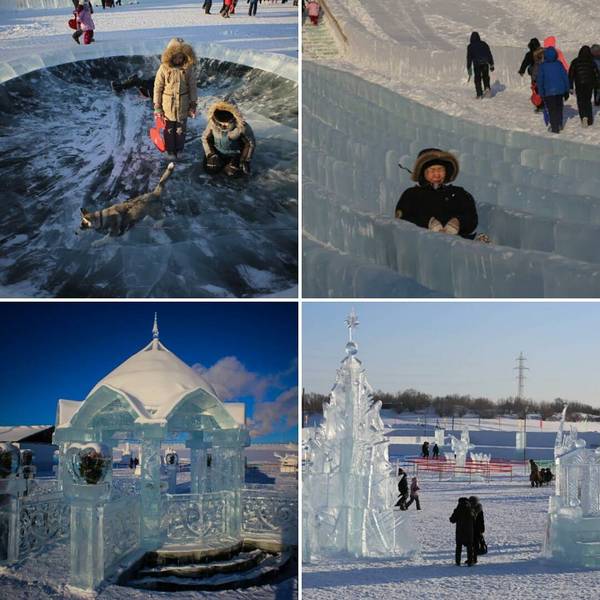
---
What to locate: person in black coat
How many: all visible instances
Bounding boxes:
[421,441,430,458]
[467,32,495,98]
[395,148,478,239]
[450,497,475,566]
[568,45,600,127]
[395,468,409,510]
[468,496,485,562]
[432,443,440,459]
[518,38,541,79]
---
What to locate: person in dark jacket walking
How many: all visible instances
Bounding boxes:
[421,441,430,458]
[529,459,541,487]
[568,45,600,127]
[395,148,478,239]
[432,443,440,459]
[467,32,494,98]
[395,468,409,510]
[468,496,485,562]
[202,0,213,14]
[518,37,541,79]
[450,497,475,566]
[537,47,570,133]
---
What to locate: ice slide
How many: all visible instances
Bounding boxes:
[303,0,600,297]
[0,47,297,297]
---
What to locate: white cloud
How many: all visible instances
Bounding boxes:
[249,387,298,438]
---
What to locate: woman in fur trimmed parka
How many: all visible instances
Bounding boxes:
[395,148,478,238]
[201,100,256,176]
[153,38,198,159]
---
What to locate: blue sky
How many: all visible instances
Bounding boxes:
[303,302,600,408]
[0,302,298,443]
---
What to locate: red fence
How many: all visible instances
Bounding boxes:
[401,457,524,482]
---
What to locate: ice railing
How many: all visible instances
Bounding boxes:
[241,487,297,544]
[162,491,232,544]
[0,40,297,86]
[18,490,70,558]
[103,495,141,571]
[303,62,600,297]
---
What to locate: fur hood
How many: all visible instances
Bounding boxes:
[207,99,245,129]
[412,148,459,184]
[161,38,197,68]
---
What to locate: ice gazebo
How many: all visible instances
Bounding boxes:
[44,316,294,591]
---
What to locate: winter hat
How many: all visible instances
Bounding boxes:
[528,38,540,51]
[544,47,558,62]
[578,45,593,61]
[543,36,557,48]
[412,148,459,184]
[470,32,481,43]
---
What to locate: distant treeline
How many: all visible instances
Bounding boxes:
[302,390,600,421]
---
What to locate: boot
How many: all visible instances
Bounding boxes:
[72,31,80,44]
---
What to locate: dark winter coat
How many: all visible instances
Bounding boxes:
[519,38,541,76]
[467,32,494,70]
[450,499,475,545]
[398,474,408,496]
[536,47,570,97]
[568,46,600,90]
[395,184,478,238]
[471,501,485,535]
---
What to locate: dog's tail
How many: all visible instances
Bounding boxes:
[153,162,175,195]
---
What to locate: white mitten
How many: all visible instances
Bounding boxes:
[428,217,444,233]
[444,218,460,235]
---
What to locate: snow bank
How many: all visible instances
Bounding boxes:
[303,62,600,297]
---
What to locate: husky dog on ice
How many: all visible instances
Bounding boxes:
[80,162,175,236]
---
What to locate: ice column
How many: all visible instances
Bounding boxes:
[0,443,25,563]
[303,311,417,559]
[140,436,162,549]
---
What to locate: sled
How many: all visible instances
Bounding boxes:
[149,115,166,152]
[530,84,543,108]
[68,18,77,29]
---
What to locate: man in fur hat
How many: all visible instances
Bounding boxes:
[395,149,478,238]
[153,38,198,160]
[201,99,255,177]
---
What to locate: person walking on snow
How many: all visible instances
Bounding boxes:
[568,45,600,127]
[202,0,212,14]
[395,468,409,510]
[395,148,478,239]
[543,36,569,72]
[467,32,494,98]
[518,38,541,79]
[450,497,476,566]
[405,477,421,510]
[307,0,320,25]
[73,0,94,45]
[248,0,258,16]
[529,459,541,487]
[153,38,198,160]
[432,443,440,459]
[536,46,570,133]
[421,441,430,458]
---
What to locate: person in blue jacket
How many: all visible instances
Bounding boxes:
[467,32,495,98]
[536,46,570,133]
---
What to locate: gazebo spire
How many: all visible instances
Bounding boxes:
[152,312,159,347]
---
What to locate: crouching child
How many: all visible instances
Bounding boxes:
[202,100,255,177]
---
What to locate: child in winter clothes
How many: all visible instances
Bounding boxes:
[73,0,94,45]
[543,36,569,72]
[153,38,198,159]
[307,0,320,25]
[518,38,541,79]
[467,31,494,98]
[568,45,600,127]
[537,47,570,133]
[405,477,421,510]
[202,100,255,176]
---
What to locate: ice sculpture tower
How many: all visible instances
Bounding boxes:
[544,404,600,567]
[303,310,417,560]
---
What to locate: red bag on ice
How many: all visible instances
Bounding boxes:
[68,18,77,29]
[149,115,166,152]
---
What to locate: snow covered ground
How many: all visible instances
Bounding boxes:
[0,0,298,61]
[302,1,600,297]
[303,473,598,600]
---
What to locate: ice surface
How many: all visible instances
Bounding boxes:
[303,312,417,559]
[303,61,600,297]
[0,55,297,297]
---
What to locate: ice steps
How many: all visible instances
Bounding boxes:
[126,550,293,592]
[302,18,340,60]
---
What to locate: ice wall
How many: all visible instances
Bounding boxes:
[303,62,600,297]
